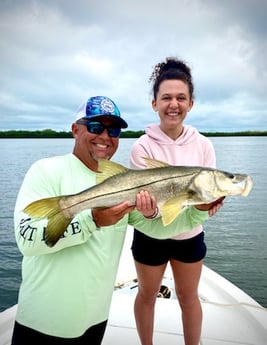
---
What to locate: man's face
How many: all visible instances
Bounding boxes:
[72,118,120,171]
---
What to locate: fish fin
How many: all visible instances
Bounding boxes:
[160,197,186,226]
[24,197,62,218]
[24,197,72,247]
[45,213,71,247]
[142,157,170,169]
[97,159,128,184]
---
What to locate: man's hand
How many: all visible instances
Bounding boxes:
[195,196,225,217]
[92,202,135,227]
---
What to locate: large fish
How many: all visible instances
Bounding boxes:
[24,158,253,247]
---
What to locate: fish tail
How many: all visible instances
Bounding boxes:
[45,212,72,247]
[24,197,62,218]
[23,197,72,247]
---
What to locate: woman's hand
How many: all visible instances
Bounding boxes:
[91,190,159,227]
[135,190,158,218]
[195,196,225,217]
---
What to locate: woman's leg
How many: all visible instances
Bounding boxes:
[170,259,203,345]
[134,261,167,345]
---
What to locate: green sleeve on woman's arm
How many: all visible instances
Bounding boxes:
[129,206,209,240]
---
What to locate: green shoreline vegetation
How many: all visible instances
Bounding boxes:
[0,129,267,139]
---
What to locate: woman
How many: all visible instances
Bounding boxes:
[130,57,224,345]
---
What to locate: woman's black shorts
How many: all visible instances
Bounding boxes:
[131,229,207,265]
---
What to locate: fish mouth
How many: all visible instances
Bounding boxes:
[241,176,253,196]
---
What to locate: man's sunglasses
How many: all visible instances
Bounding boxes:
[76,121,121,138]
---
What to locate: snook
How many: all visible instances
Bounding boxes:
[24,158,253,247]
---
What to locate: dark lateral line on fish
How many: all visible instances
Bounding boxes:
[60,174,191,212]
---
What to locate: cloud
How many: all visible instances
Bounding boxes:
[0,0,266,131]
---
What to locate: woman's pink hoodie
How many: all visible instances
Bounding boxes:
[130,124,216,240]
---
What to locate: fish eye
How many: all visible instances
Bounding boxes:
[225,172,235,179]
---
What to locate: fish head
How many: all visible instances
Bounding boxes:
[210,170,253,198]
[192,169,253,201]
[217,172,253,196]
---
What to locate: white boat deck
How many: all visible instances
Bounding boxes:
[103,266,267,345]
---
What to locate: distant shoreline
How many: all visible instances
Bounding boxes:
[0,129,267,138]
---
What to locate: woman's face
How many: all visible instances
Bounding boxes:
[152,79,194,132]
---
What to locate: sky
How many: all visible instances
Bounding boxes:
[0,0,266,132]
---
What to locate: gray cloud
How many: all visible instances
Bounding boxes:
[0,0,266,131]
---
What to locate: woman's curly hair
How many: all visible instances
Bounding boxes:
[149,57,194,100]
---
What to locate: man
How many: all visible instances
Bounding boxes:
[11,96,210,345]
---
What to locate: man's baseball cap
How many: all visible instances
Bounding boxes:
[75,96,128,128]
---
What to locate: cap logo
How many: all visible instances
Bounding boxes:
[100,98,115,114]
[76,95,128,128]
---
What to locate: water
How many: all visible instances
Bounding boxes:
[0,137,266,312]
